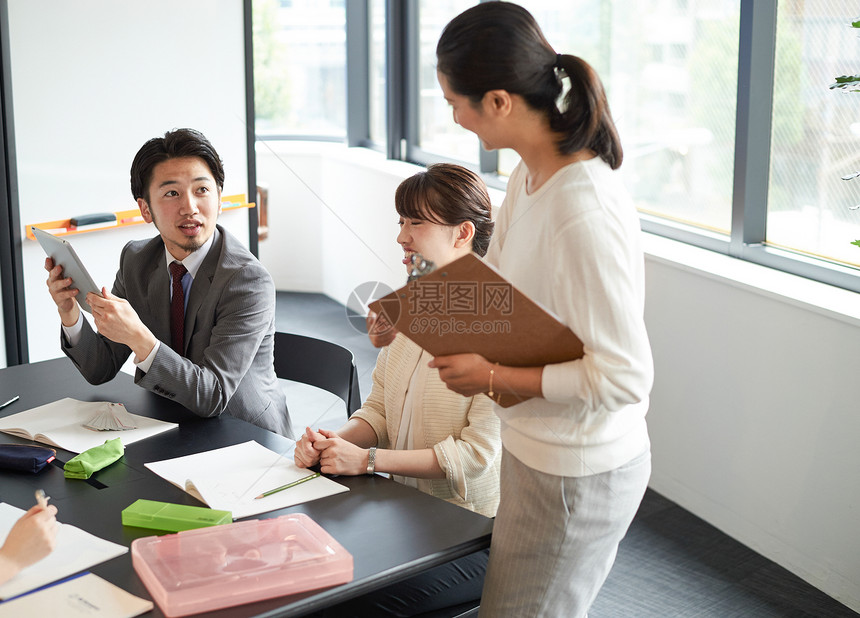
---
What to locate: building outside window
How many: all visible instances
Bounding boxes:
[768,0,860,268]
[507,0,740,238]
[416,0,480,165]
[253,0,347,138]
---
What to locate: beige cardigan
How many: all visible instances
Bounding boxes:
[352,335,501,517]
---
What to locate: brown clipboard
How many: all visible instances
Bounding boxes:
[368,253,584,407]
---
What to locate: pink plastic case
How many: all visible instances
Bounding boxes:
[131,513,353,617]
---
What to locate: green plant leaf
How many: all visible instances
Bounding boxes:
[852,240,860,248]
[830,75,860,91]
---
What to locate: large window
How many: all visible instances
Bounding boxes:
[503,1,740,237]
[251,0,860,292]
[767,1,860,269]
[415,0,480,165]
[253,0,347,138]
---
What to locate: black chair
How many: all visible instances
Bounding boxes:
[273,332,361,418]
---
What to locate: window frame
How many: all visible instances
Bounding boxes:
[0,0,28,364]
[346,0,372,149]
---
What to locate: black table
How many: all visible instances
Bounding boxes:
[0,358,493,617]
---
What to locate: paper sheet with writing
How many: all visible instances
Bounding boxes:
[0,573,152,617]
[0,503,128,600]
[144,440,349,519]
[0,397,177,453]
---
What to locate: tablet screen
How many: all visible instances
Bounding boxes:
[32,227,102,313]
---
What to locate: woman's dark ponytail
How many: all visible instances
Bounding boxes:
[437,3,623,169]
[552,54,623,169]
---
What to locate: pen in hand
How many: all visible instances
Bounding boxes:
[254,472,321,500]
[0,395,19,411]
[35,489,50,508]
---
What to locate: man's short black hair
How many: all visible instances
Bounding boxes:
[130,128,225,203]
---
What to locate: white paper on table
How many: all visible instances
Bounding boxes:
[0,397,177,453]
[0,503,128,600]
[144,440,349,519]
[0,573,152,617]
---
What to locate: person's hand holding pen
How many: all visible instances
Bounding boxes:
[0,490,58,585]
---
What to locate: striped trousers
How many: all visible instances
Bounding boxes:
[479,447,651,617]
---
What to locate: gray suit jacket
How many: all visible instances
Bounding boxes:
[62,225,292,437]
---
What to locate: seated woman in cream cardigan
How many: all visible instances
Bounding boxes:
[295,163,500,617]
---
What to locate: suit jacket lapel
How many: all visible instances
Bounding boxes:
[144,246,171,346]
[183,227,222,352]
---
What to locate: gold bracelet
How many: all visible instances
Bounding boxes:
[488,363,499,399]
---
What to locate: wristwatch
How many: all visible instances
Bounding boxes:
[366,447,377,475]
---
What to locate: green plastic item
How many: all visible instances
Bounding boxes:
[122,499,232,532]
[64,437,124,479]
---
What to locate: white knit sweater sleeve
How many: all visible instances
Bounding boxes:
[540,208,653,411]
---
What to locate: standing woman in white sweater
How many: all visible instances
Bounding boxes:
[429,3,654,617]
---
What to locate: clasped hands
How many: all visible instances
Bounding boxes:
[294,427,370,476]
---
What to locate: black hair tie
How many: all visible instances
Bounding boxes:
[556,53,563,68]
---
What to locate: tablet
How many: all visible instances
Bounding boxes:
[32,227,102,313]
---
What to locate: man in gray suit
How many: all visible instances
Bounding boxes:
[44,128,292,437]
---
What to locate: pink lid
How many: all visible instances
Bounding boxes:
[132,513,353,617]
